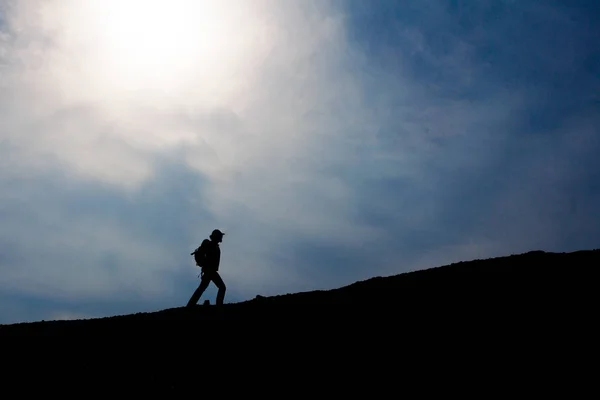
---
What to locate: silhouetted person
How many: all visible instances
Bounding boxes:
[187,229,227,307]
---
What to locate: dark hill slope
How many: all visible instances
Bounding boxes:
[1,249,598,393]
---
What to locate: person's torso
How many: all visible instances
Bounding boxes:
[201,239,221,270]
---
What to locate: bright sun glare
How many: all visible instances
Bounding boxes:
[98,0,213,80]
[66,0,266,103]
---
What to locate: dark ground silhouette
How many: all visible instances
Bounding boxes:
[1,249,597,393]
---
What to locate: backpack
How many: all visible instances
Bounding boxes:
[192,246,205,267]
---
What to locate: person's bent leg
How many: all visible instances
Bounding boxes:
[186,275,211,307]
[212,272,227,305]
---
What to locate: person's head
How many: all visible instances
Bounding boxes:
[210,229,225,243]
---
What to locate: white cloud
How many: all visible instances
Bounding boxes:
[0,0,386,312]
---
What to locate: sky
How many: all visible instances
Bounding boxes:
[0,0,599,324]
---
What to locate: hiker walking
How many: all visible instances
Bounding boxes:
[187,229,227,307]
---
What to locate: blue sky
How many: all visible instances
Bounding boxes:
[0,0,598,324]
